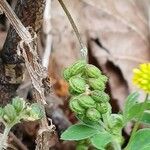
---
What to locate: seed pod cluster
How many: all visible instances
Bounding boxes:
[0,97,44,124]
[63,61,110,122]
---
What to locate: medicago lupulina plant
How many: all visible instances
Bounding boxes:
[0,97,44,150]
[61,61,150,150]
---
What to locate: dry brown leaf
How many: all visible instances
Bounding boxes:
[50,0,150,109]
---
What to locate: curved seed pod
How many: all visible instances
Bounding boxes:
[69,60,86,76]
[88,77,106,91]
[12,97,25,113]
[96,102,109,114]
[78,95,95,109]
[68,86,79,95]
[69,77,86,94]
[69,97,85,114]
[63,67,72,81]
[85,64,101,78]
[29,104,44,121]
[110,114,123,127]
[86,108,101,122]
[101,75,108,83]
[4,104,17,122]
[90,90,110,103]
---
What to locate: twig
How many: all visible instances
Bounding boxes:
[57,0,88,60]
[9,132,28,150]
[0,0,54,149]
[0,0,32,43]
[42,0,52,69]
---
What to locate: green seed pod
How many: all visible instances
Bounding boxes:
[69,86,79,95]
[78,95,95,109]
[69,60,86,76]
[69,77,86,94]
[4,104,17,122]
[101,75,108,83]
[85,64,101,78]
[88,77,106,91]
[69,97,85,114]
[86,108,101,122]
[63,67,72,81]
[29,104,44,121]
[0,107,4,118]
[12,97,25,113]
[90,90,110,103]
[110,114,123,128]
[96,102,109,114]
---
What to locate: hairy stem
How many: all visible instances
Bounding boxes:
[0,126,11,150]
[112,140,121,150]
[57,0,87,59]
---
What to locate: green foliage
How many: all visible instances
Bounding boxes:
[127,129,150,150]
[61,61,150,150]
[123,92,139,118]
[90,132,112,150]
[61,123,98,141]
[0,96,44,150]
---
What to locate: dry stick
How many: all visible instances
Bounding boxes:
[0,0,32,43]
[0,1,53,150]
[9,132,28,150]
[42,0,52,69]
[57,0,88,60]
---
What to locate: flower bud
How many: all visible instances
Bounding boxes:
[69,97,85,114]
[85,64,101,78]
[86,108,101,122]
[12,97,25,113]
[88,77,106,91]
[90,90,110,103]
[78,95,95,109]
[96,102,109,114]
[4,104,17,123]
[69,60,86,76]
[69,77,86,94]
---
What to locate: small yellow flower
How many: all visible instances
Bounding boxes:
[133,63,150,93]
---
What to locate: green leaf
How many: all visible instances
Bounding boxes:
[123,92,139,116]
[123,101,150,124]
[61,123,99,141]
[140,111,150,124]
[127,128,150,150]
[90,132,112,150]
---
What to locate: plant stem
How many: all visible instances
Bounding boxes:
[0,126,11,150]
[57,0,87,59]
[124,93,149,150]
[112,140,121,150]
